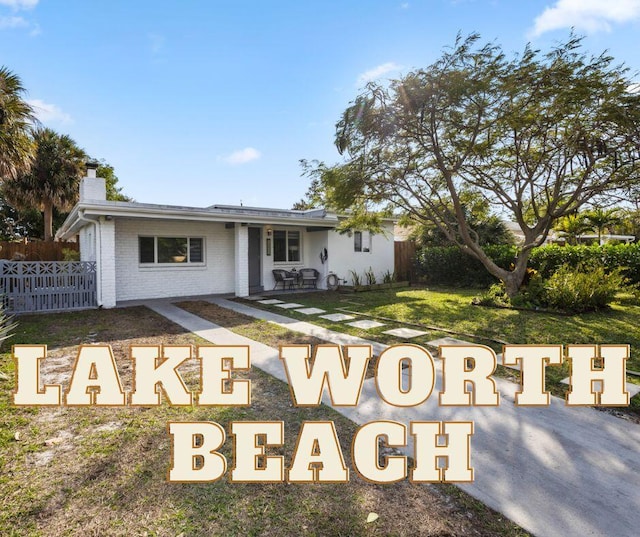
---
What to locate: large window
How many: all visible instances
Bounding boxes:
[354,231,371,253]
[273,230,301,263]
[139,236,204,264]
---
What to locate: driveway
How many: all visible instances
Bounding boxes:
[148,297,640,537]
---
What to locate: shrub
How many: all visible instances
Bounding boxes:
[364,267,376,285]
[0,302,17,350]
[414,244,517,286]
[475,283,510,307]
[415,242,640,288]
[62,248,80,261]
[529,243,640,284]
[475,262,625,313]
[510,270,547,309]
[542,262,625,313]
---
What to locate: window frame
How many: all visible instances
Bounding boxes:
[354,230,371,253]
[138,236,205,266]
[273,229,302,264]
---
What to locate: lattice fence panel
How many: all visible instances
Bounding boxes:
[0,261,97,313]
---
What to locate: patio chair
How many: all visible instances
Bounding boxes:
[272,269,296,290]
[299,268,320,289]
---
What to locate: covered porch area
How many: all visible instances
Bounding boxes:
[232,220,333,297]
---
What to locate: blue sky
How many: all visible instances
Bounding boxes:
[2,0,639,209]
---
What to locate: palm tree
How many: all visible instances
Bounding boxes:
[0,66,36,181]
[585,208,621,244]
[3,128,86,241]
[554,213,590,245]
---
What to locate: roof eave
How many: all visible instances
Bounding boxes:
[56,201,340,238]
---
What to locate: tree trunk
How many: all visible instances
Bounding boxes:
[503,270,524,298]
[463,245,530,298]
[502,253,530,298]
[43,201,53,242]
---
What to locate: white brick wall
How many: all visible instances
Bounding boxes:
[114,218,235,301]
[91,216,395,303]
[327,222,395,285]
[79,177,106,201]
[100,219,116,308]
[304,230,329,289]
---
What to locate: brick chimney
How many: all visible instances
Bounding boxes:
[79,159,106,201]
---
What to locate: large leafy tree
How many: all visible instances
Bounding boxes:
[0,66,36,182]
[307,34,640,296]
[3,128,86,241]
[616,208,640,239]
[0,191,42,240]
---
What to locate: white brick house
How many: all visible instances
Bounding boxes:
[56,172,395,307]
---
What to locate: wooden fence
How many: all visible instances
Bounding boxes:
[394,240,417,282]
[0,241,78,261]
[0,261,97,314]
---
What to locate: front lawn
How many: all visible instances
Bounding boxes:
[240,287,640,365]
[238,287,640,414]
[0,306,529,537]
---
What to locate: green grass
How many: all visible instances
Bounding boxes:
[243,287,640,366]
[239,286,640,414]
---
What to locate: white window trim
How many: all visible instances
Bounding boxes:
[272,229,303,265]
[138,236,206,266]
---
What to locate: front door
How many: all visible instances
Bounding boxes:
[248,227,262,292]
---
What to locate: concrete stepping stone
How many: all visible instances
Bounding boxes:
[560,378,640,398]
[383,327,428,339]
[347,319,386,330]
[245,295,266,301]
[319,313,355,322]
[275,302,305,309]
[426,337,474,347]
[295,307,326,315]
[258,299,284,305]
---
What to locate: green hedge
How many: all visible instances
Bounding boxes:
[415,243,640,286]
[529,243,640,283]
[414,245,517,286]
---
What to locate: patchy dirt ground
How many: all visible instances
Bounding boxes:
[0,306,529,537]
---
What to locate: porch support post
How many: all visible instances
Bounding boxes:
[234,224,249,297]
[98,217,116,308]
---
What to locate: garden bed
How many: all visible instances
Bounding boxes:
[339,281,410,293]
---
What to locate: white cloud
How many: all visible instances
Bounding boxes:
[0,0,38,9]
[27,99,73,125]
[531,0,640,36]
[0,0,39,35]
[0,14,27,28]
[357,62,403,85]
[222,147,261,165]
[400,2,410,8]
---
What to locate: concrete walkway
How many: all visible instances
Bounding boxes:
[146,297,640,537]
